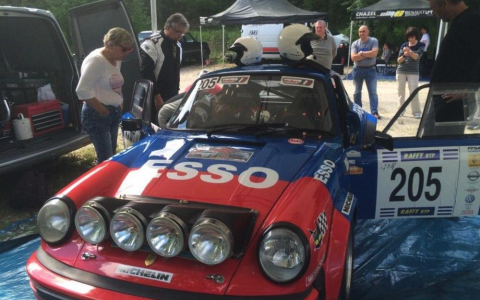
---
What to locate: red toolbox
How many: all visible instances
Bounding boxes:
[12,99,64,137]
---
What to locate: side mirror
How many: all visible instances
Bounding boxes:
[375,130,394,150]
[121,119,142,131]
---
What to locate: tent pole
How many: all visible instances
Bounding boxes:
[150,0,157,33]
[200,25,204,68]
[346,21,353,76]
[222,25,225,67]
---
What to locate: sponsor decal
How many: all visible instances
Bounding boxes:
[280,76,314,88]
[468,171,480,182]
[144,159,279,189]
[393,10,405,17]
[378,11,395,17]
[465,187,479,193]
[400,150,439,161]
[467,146,480,153]
[348,166,363,175]
[465,194,475,204]
[116,264,173,283]
[355,11,376,18]
[288,138,304,145]
[346,150,361,158]
[313,159,336,184]
[342,193,354,215]
[308,211,328,250]
[469,154,480,167]
[397,207,435,216]
[187,145,253,162]
[220,75,250,85]
[461,210,474,216]
[198,77,219,91]
[352,103,364,119]
[344,157,349,171]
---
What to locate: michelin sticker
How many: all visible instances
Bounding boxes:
[376,147,480,218]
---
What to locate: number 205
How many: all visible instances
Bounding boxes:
[389,167,442,202]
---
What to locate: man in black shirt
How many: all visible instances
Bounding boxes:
[140,13,189,125]
[426,0,480,134]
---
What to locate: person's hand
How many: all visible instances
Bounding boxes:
[155,94,164,110]
[403,47,411,56]
[442,93,464,103]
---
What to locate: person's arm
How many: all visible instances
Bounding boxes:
[76,55,109,117]
[158,99,181,128]
[140,40,164,109]
[331,37,337,60]
[350,43,363,62]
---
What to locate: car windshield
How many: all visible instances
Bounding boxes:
[168,74,335,134]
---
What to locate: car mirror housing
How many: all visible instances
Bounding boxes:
[374,130,394,150]
[121,118,142,131]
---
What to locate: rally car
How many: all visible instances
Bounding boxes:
[26,1,480,299]
[26,57,480,299]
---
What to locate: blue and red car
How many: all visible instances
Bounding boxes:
[25,1,480,300]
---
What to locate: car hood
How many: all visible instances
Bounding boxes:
[112,134,318,216]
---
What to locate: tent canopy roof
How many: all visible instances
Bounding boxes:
[205,0,327,25]
[352,0,434,20]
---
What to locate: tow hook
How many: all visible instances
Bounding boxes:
[205,274,225,284]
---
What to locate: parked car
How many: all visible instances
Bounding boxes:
[241,24,349,62]
[0,0,142,175]
[138,30,211,64]
[27,24,480,299]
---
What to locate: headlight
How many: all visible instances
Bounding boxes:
[188,218,233,265]
[110,209,145,251]
[258,227,307,283]
[75,204,108,244]
[37,198,74,244]
[147,212,188,257]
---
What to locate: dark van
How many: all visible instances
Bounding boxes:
[0,0,141,175]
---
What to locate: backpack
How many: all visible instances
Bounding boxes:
[10,170,50,209]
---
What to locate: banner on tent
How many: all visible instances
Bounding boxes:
[352,9,433,20]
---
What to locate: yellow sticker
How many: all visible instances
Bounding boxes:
[469,154,480,167]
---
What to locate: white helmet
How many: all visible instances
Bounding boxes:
[278,24,320,61]
[228,37,263,66]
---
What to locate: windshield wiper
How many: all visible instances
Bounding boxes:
[206,123,288,138]
[254,124,304,138]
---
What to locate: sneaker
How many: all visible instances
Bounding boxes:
[414,113,422,119]
[467,124,480,130]
[373,113,382,120]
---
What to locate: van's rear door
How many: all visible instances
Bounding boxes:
[68,0,141,112]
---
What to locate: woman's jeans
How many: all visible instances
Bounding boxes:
[81,102,122,163]
[352,66,379,114]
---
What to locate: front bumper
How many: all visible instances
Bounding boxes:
[27,248,319,300]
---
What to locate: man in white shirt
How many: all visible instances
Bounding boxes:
[421,26,430,52]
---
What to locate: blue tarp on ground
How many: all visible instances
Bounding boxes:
[1,218,479,299]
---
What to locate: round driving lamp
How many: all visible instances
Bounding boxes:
[75,204,108,244]
[258,227,308,283]
[110,208,145,251]
[37,198,74,244]
[146,212,188,257]
[188,218,233,265]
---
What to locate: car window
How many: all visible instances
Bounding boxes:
[384,83,480,138]
[183,33,195,43]
[168,74,335,134]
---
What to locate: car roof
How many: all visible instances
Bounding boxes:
[205,63,331,78]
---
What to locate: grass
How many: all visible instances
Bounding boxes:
[0,135,124,230]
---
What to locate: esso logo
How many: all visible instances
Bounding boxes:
[144,160,279,189]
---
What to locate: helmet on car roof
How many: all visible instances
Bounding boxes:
[278,24,320,61]
[228,37,263,66]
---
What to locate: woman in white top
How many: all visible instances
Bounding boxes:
[76,27,133,163]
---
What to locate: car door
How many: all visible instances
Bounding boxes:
[352,83,480,220]
[68,0,141,113]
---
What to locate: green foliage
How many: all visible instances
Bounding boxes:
[190,26,241,62]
